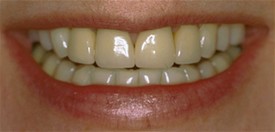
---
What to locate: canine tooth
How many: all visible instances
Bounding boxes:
[72,65,94,86]
[211,53,231,73]
[139,69,162,85]
[90,68,115,85]
[38,30,53,50]
[161,68,187,84]
[50,28,70,58]
[54,60,76,82]
[198,60,216,79]
[96,29,135,68]
[174,25,201,64]
[42,53,60,76]
[230,24,245,45]
[200,24,218,58]
[29,30,39,43]
[68,28,96,64]
[227,46,241,60]
[116,70,138,86]
[32,45,46,64]
[135,27,175,68]
[180,65,201,82]
[217,24,230,51]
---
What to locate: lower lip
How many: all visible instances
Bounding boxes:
[4,28,266,130]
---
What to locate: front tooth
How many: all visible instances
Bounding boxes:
[32,44,46,64]
[230,24,245,45]
[210,52,232,73]
[116,70,138,86]
[96,29,135,68]
[68,28,96,64]
[42,53,61,76]
[54,60,76,82]
[139,69,162,85]
[217,24,230,51]
[38,30,53,50]
[161,68,187,84]
[180,65,201,82]
[72,65,94,86]
[50,28,70,58]
[200,24,218,58]
[198,60,216,79]
[90,68,115,85]
[174,25,201,64]
[135,27,175,68]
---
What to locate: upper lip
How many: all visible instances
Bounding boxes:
[1,1,270,130]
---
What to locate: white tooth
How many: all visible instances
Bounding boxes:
[217,24,230,51]
[50,28,70,58]
[139,69,162,85]
[200,24,218,58]
[42,53,60,76]
[135,27,175,68]
[32,45,46,64]
[72,65,94,86]
[227,46,241,60]
[180,65,201,82]
[90,68,115,85]
[116,70,138,86]
[161,68,187,84]
[54,60,76,82]
[96,29,135,68]
[211,53,231,73]
[68,28,96,64]
[38,30,53,50]
[198,60,216,79]
[230,24,245,45]
[174,25,201,64]
[29,30,39,43]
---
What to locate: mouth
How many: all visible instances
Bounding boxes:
[1,1,269,130]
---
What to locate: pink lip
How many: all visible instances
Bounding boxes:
[3,18,268,129]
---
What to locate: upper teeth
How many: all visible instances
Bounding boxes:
[30,23,245,86]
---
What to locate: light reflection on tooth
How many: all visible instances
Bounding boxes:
[72,65,94,86]
[96,29,135,68]
[50,28,70,58]
[198,60,216,79]
[200,24,218,58]
[211,53,231,73]
[68,28,96,64]
[161,68,187,84]
[38,30,53,50]
[42,53,60,76]
[230,24,245,45]
[139,69,162,85]
[32,45,46,64]
[174,25,201,64]
[135,27,175,68]
[116,70,138,86]
[180,65,201,82]
[54,60,76,82]
[90,68,115,85]
[217,24,230,51]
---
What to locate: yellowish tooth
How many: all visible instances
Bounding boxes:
[96,29,135,68]
[32,45,46,64]
[54,60,76,82]
[72,66,94,86]
[227,46,241,60]
[139,69,162,85]
[68,28,96,64]
[116,70,138,86]
[135,27,175,68]
[230,24,245,45]
[90,68,115,85]
[198,60,216,79]
[211,53,232,73]
[50,28,70,58]
[38,30,53,50]
[200,24,218,58]
[174,25,201,64]
[161,68,187,84]
[180,65,201,82]
[217,24,230,51]
[42,53,60,76]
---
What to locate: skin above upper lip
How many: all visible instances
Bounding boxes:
[0,1,270,130]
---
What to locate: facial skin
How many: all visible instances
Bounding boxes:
[0,0,274,131]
